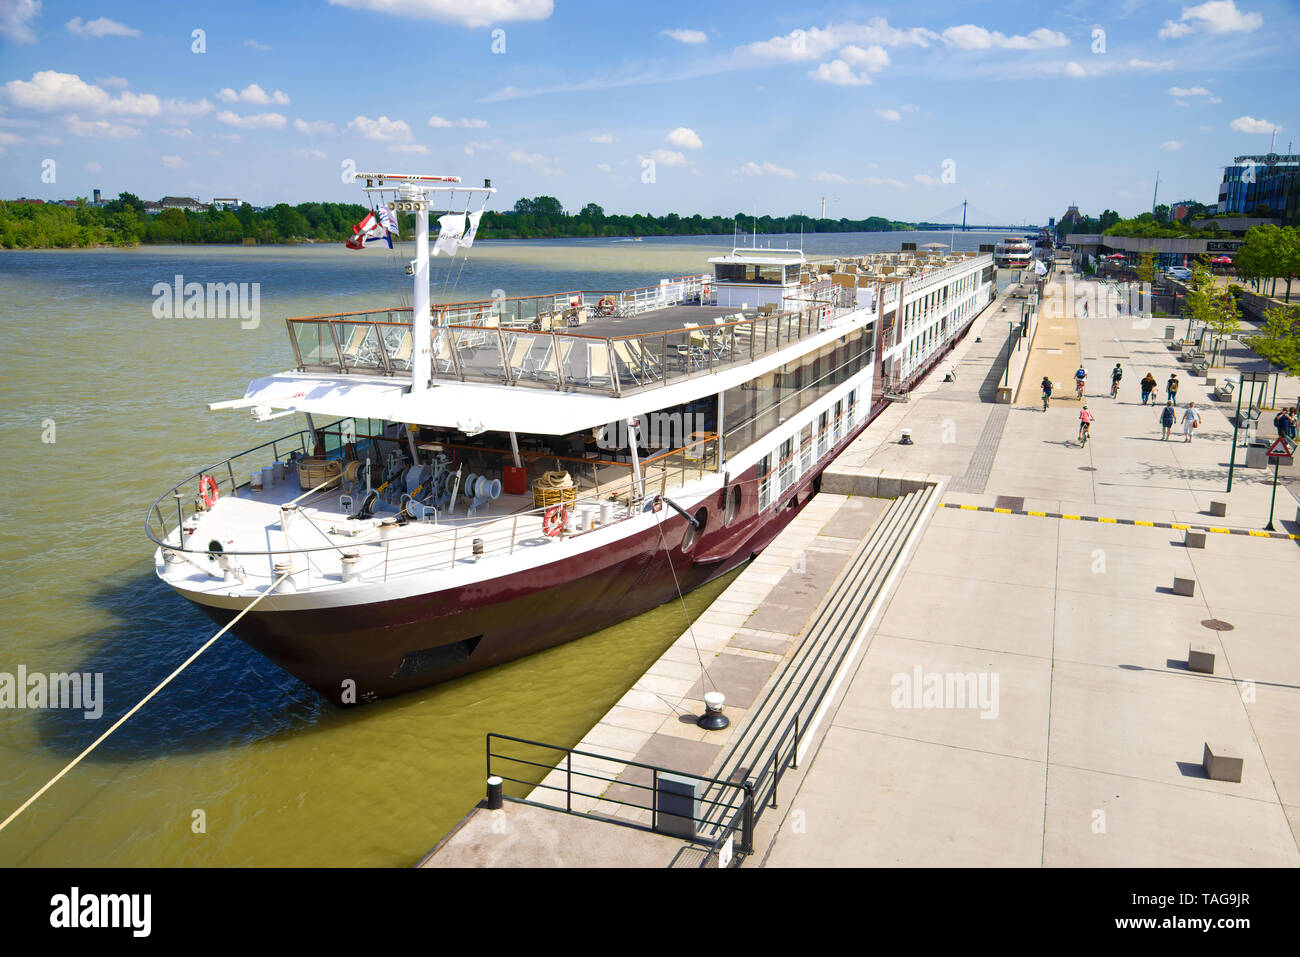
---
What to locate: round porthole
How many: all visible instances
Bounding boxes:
[681,507,707,552]
[725,485,741,525]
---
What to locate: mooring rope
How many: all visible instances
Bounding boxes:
[652,503,718,695]
[0,571,290,833]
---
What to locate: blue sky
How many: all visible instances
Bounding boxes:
[1,0,1296,223]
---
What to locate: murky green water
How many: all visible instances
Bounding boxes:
[0,231,992,865]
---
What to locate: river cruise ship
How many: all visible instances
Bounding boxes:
[147,172,995,704]
[993,236,1034,270]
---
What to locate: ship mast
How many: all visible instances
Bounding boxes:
[355,172,495,394]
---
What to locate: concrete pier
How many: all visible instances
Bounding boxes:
[422,262,1300,868]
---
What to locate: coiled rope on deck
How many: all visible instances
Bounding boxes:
[0,570,290,833]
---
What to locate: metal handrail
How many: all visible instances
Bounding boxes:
[485,732,753,865]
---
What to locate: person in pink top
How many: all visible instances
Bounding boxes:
[1078,405,1094,444]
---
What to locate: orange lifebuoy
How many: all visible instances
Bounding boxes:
[543,504,567,536]
[597,296,616,316]
[199,475,219,509]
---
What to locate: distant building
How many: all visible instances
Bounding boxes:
[143,201,163,215]
[211,197,243,211]
[10,198,46,204]
[1059,204,1085,226]
[159,195,211,213]
[1217,154,1299,223]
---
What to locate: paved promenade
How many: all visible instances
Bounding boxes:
[424,267,1299,867]
[761,265,1300,866]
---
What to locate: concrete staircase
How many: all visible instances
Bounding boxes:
[695,484,940,843]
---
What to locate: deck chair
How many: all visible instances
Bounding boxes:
[384,329,413,372]
[504,337,533,381]
[433,334,456,374]
[586,342,612,387]
[339,325,369,366]
[534,339,574,382]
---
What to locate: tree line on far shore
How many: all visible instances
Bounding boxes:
[0,192,916,249]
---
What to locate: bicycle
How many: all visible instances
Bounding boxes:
[1075,378,1086,400]
[1110,377,1120,398]
[1042,390,1051,412]
[1078,421,1091,447]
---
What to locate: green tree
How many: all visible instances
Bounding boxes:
[1248,304,1300,375]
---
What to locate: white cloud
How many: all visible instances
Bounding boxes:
[1229,115,1281,134]
[810,171,851,183]
[293,147,326,158]
[217,84,289,105]
[347,114,411,140]
[1169,85,1212,96]
[390,143,429,153]
[294,118,337,136]
[840,44,890,72]
[245,39,272,51]
[1161,140,1183,150]
[212,132,241,142]
[742,18,936,61]
[660,28,706,44]
[1199,125,1213,132]
[809,60,872,86]
[913,172,939,185]
[160,127,194,139]
[161,155,185,168]
[508,149,562,174]
[428,115,488,128]
[1064,61,1087,78]
[35,133,59,145]
[326,0,554,29]
[875,108,901,121]
[85,160,102,172]
[1175,99,1190,107]
[5,71,158,116]
[216,110,287,129]
[737,160,795,179]
[96,76,129,89]
[0,131,20,144]
[464,139,498,155]
[1159,1,1262,39]
[665,126,702,149]
[589,132,613,144]
[64,115,140,138]
[642,148,688,167]
[865,177,905,188]
[941,25,1068,50]
[1209,96,1222,104]
[0,0,41,44]
[66,16,139,38]
[595,162,612,173]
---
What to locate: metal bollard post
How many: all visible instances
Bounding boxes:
[486,775,503,810]
[741,781,755,854]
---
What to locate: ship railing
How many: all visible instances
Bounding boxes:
[484,732,754,868]
[148,429,722,592]
[420,296,846,397]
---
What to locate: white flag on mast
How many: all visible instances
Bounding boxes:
[433,213,465,256]
[458,210,484,249]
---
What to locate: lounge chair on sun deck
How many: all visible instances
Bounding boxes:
[384,329,413,371]
[586,342,612,387]
[534,338,575,381]
[504,337,533,381]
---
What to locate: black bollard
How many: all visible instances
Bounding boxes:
[486,775,503,810]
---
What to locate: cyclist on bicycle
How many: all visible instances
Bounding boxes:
[1110,363,1122,398]
[1041,375,1053,411]
[1074,365,1087,399]
[1079,405,1094,444]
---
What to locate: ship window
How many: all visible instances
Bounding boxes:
[681,507,707,552]
[726,485,742,525]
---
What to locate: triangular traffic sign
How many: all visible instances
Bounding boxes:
[1265,436,1295,458]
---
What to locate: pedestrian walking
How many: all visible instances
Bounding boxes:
[1181,402,1201,442]
[1140,372,1157,405]
[1166,374,1179,404]
[1160,401,1176,440]
[1284,407,1299,442]
[1274,407,1290,438]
